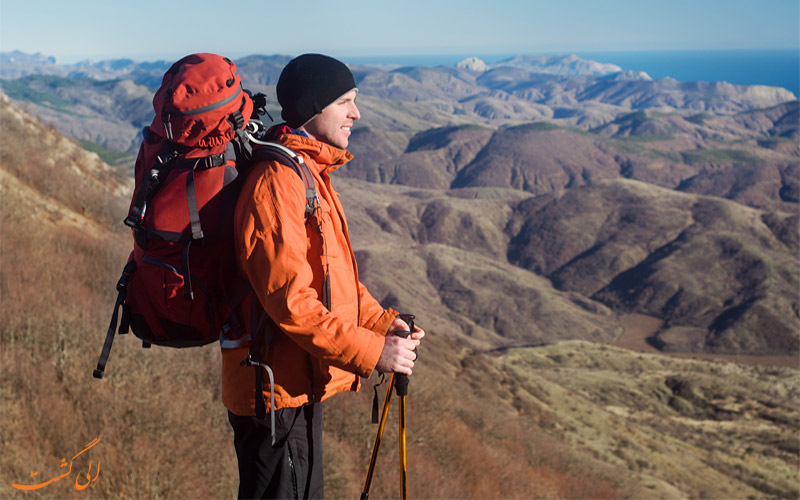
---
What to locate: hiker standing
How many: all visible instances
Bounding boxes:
[222,53,424,499]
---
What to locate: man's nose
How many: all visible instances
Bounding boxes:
[350,104,360,121]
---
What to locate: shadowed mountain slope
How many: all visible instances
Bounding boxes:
[0,74,153,154]
[506,179,799,354]
[345,105,798,214]
[452,125,624,192]
[343,125,494,188]
[332,175,799,356]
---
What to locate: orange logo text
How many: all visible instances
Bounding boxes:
[12,437,101,491]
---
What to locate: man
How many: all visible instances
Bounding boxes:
[222,53,424,499]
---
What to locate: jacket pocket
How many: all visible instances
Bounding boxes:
[315,204,342,259]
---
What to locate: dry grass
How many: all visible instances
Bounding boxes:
[1,96,129,230]
[487,341,800,499]
[321,332,620,499]
[1,98,239,498]
[0,189,240,499]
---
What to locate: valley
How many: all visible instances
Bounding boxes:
[615,313,799,368]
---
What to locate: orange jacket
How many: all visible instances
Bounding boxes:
[221,129,397,416]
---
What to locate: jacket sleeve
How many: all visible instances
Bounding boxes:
[357,281,398,335]
[236,162,386,377]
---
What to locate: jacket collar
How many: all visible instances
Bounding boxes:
[268,124,353,173]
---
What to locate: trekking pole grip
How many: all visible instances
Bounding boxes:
[400,313,417,362]
[399,313,415,333]
[394,314,416,397]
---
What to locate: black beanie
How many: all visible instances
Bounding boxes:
[277,54,357,128]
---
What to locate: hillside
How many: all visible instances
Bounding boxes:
[331,177,799,357]
[345,103,799,212]
[507,181,799,354]
[475,340,799,499]
[0,74,153,155]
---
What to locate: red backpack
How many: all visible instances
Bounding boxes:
[93,53,318,380]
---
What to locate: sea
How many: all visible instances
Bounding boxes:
[346,49,800,96]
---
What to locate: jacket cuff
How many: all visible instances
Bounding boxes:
[372,307,399,335]
[355,327,388,377]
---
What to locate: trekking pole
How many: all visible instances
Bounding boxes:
[395,314,415,500]
[399,392,407,500]
[361,373,395,500]
[360,313,416,500]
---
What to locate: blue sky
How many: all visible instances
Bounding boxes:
[1,0,798,63]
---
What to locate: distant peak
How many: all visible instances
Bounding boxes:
[490,54,624,77]
[1,50,57,65]
[603,70,653,81]
[457,57,488,72]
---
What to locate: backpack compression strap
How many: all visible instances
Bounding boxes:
[93,260,137,379]
[124,141,236,245]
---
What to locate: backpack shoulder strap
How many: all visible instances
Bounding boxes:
[251,142,319,218]
[242,142,331,432]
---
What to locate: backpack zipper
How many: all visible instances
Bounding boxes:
[169,85,242,116]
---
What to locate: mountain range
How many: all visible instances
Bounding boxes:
[1,52,796,155]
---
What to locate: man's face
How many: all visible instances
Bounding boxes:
[301,89,360,149]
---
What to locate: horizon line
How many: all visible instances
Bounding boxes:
[2,46,799,65]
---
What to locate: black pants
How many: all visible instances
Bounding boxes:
[228,403,323,499]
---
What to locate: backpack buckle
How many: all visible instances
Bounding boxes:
[200,153,225,170]
[156,150,178,166]
[116,276,128,292]
[305,191,319,219]
[116,261,136,292]
[228,110,245,131]
[163,112,174,140]
[241,352,254,367]
[123,215,140,228]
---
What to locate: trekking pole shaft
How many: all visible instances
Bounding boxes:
[399,394,408,500]
[397,313,414,500]
[361,373,395,500]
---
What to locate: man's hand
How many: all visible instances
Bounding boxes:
[389,316,425,341]
[374,317,425,375]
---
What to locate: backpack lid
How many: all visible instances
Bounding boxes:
[149,53,254,150]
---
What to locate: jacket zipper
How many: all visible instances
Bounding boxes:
[307,353,317,402]
[287,442,299,499]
